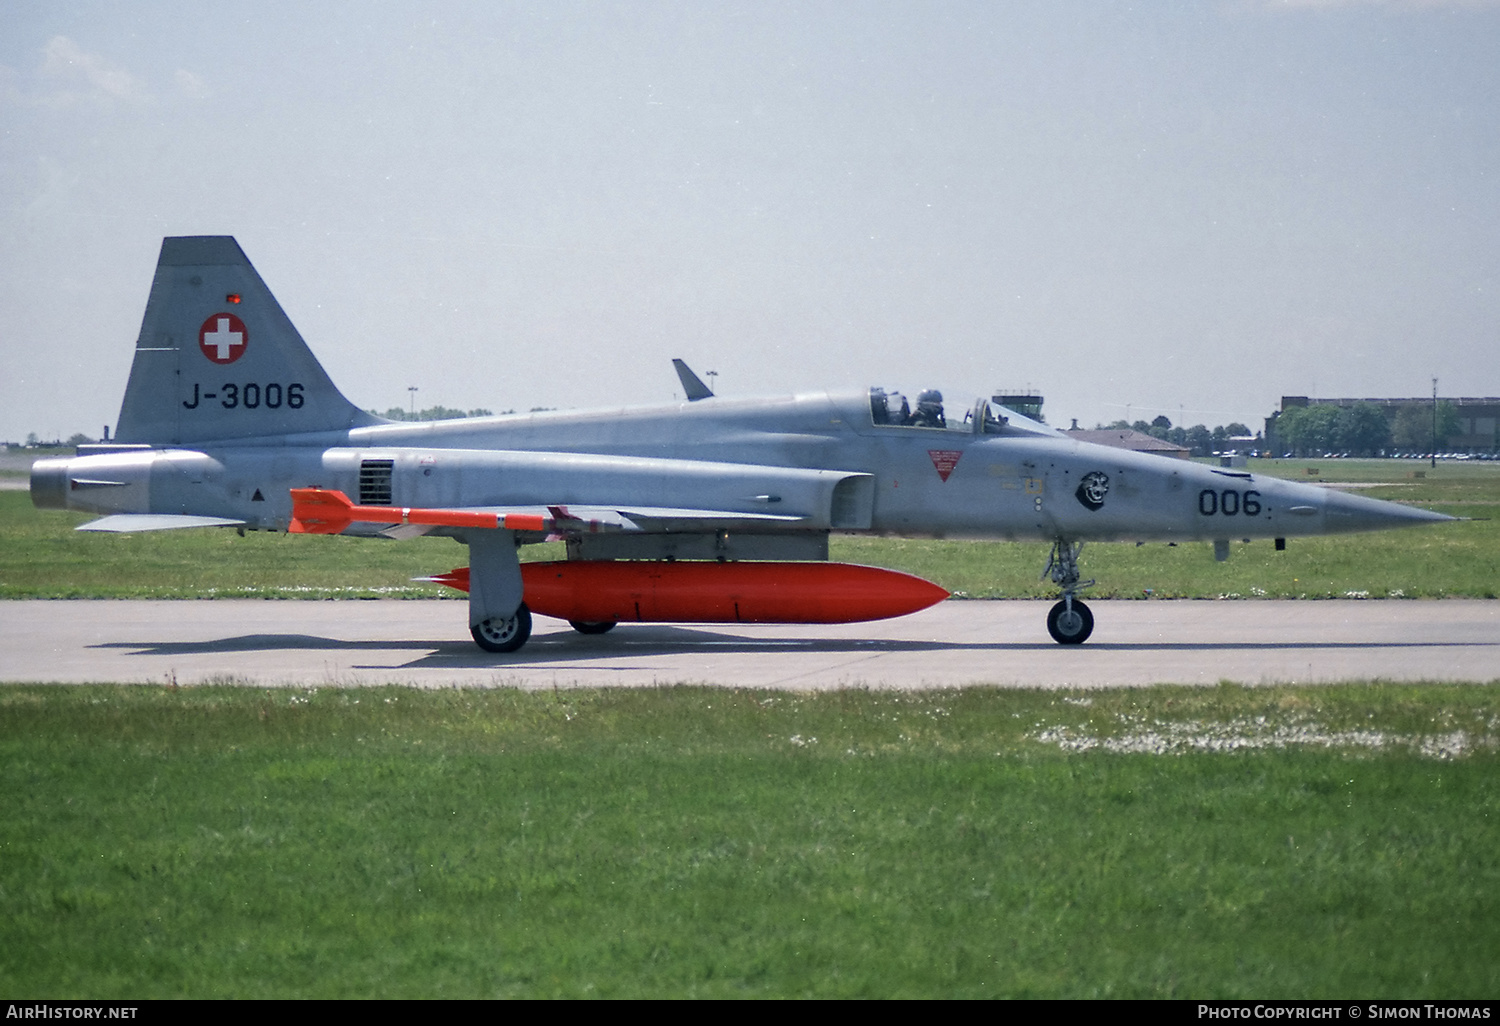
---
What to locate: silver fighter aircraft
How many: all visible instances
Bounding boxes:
[31,237,1454,652]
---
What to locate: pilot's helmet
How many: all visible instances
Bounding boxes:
[917,389,943,407]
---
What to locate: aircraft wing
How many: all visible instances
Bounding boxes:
[604,505,803,526]
[384,504,806,539]
[371,505,641,540]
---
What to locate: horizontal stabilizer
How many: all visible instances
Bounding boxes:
[77,514,245,533]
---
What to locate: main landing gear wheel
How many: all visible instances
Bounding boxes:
[568,620,617,635]
[471,604,533,653]
[1047,599,1094,645]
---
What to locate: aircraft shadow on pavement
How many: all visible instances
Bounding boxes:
[91,625,1496,671]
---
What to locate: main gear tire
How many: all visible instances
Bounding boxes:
[569,620,617,635]
[471,604,533,653]
[1046,599,1094,645]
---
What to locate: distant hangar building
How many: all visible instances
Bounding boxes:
[991,390,1196,459]
[1063,427,1192,460]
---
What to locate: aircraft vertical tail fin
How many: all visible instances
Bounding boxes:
[114,236,383,444]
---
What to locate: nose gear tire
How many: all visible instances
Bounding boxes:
[1047,599,1094,645]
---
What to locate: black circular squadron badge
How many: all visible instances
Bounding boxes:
[1075,471,1110,511]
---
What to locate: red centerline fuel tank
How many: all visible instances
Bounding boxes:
[427,562,949,625]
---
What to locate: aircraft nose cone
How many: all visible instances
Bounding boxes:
[1318,487,1456,533]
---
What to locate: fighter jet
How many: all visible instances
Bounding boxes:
[31,237,1455,652]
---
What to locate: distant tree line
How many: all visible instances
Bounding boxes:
[370,406,497,422]
[1273,401,1461,456]
[8,432,97,448]
[1099,418,1253,458]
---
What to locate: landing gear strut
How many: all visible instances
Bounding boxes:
[471,603,532,653]
[1042,540,1094,645]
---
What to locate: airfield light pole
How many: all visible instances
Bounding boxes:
[707,370,719,393]
[409,386,418,419]
[1432,378,1438,469]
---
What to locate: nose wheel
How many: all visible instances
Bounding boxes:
[1047,598,1094,645]
[471,604,533,653]
[1042,540,1095,645]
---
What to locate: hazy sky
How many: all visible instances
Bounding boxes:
[3,0,1498,443]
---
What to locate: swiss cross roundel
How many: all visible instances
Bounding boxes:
[198,313,249,365]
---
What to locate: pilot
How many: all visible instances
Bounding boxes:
[911,389,945,428]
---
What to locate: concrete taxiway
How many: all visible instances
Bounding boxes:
[1,599,1496,689]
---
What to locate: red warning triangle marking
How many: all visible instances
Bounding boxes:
[928,449,962,482]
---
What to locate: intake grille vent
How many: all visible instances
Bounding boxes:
[359,459,394,505]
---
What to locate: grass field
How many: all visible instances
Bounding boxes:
[3,683,1497,998]
[1,457,1495,599]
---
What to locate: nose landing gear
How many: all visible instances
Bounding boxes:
[1042,540,1094,645]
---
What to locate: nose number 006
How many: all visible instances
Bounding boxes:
[1199,489,1261,516]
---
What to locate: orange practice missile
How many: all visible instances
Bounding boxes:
[289,488,585,535]
[424,561,950,625]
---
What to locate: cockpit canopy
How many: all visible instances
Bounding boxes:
[868,387,1059,437]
